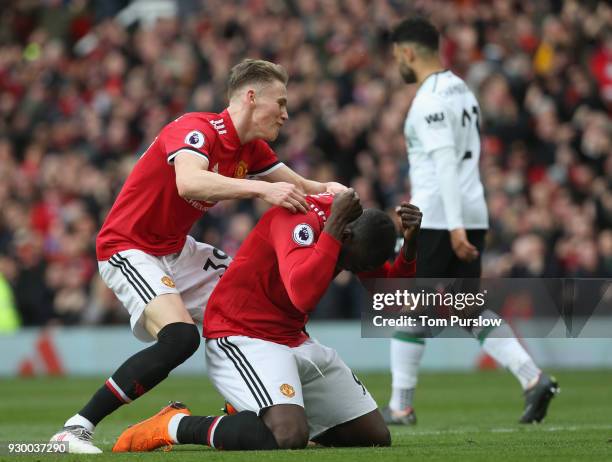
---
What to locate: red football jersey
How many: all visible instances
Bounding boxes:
[96,109,280,260]
[203,194,417,347]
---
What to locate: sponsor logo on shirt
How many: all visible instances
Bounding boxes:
[424,112,445,125]
[210,119,227,135]
[292,223,314,246]
[185,198,213,212]
[279,383,295,398]
[185,130,205,148]
[234,160,248,179]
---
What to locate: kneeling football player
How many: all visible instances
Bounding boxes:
[113,189,421,451]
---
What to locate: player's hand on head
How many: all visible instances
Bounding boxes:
[324,181,348,195]
[450,228,479,262]
[396,203,422,244]
[260,182,308,214]
[325,189,362,241]
[330,188,363,224]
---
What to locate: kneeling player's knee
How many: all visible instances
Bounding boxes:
[271,425,309,450]
[157,322,200,365]
[367,426,391,447]
[263,407,309,449]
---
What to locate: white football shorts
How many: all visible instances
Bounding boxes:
[98,236,230,342]
[205,336,378,439]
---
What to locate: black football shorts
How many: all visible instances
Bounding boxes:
[415,229,487,278]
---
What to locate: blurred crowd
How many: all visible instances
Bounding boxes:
[0,0,610,329]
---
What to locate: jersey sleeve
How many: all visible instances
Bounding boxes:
[268,209,341,313]
[432,146,464,230]
[161,116,216,164]
[246,140,283,178]
[358,252,416,280]
[411,95,456,154]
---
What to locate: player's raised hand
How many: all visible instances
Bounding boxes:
[325,189,362,240]
[259,182,309,214]
[450,228,479,262]
[396,203,421,260]
[396,203,422,243]
[330,188,362,224]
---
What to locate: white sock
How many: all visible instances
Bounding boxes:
[481,336,541,389]
[389,335,425,411]
[390,387,415,411]
[64,414,95,432]
[475,312,541,390]
[167,413,189,444]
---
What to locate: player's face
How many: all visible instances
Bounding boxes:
[340,249,381,274]
[252,80,289,141]
[393,44,417,84]
[339,240,385,274]
[343,256,379,274]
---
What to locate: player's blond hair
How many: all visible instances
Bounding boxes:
[227,59,288,99]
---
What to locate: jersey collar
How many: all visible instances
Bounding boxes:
[220,109,242,149]
[417,69,450,94]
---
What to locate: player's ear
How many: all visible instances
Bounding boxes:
[246,88,256,105]
[407,44,416,62]
[397,43,412,61]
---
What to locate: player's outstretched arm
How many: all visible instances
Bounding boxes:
[174,152,308,213]
[271,189,362,313]
[261,164,347,196]
[430,147,479,262]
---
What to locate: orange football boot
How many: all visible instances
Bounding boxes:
[112,401,191,452]
[222,401,238,415]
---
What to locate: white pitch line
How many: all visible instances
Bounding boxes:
[401,424,612,436]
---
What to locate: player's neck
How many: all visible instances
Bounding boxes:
[416,60,445,87]
[226,104,252,145]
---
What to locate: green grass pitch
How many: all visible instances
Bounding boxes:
[1,370,611,461]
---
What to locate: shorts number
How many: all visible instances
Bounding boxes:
[203,248,229,276]
[352,372,366,396]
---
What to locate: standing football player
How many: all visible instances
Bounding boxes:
[382,17,558,426]
[50,59,345,453]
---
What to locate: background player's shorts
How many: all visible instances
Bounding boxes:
[205,336,378,439]
[98,236,230,342]
[415,229,487,277]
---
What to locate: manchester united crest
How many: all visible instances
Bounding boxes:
[279,383,295,398]
[234,160,248,179]
[161,276,176,288]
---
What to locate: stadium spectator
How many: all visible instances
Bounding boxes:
[0,269,20,332]
[0,0,610,327]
